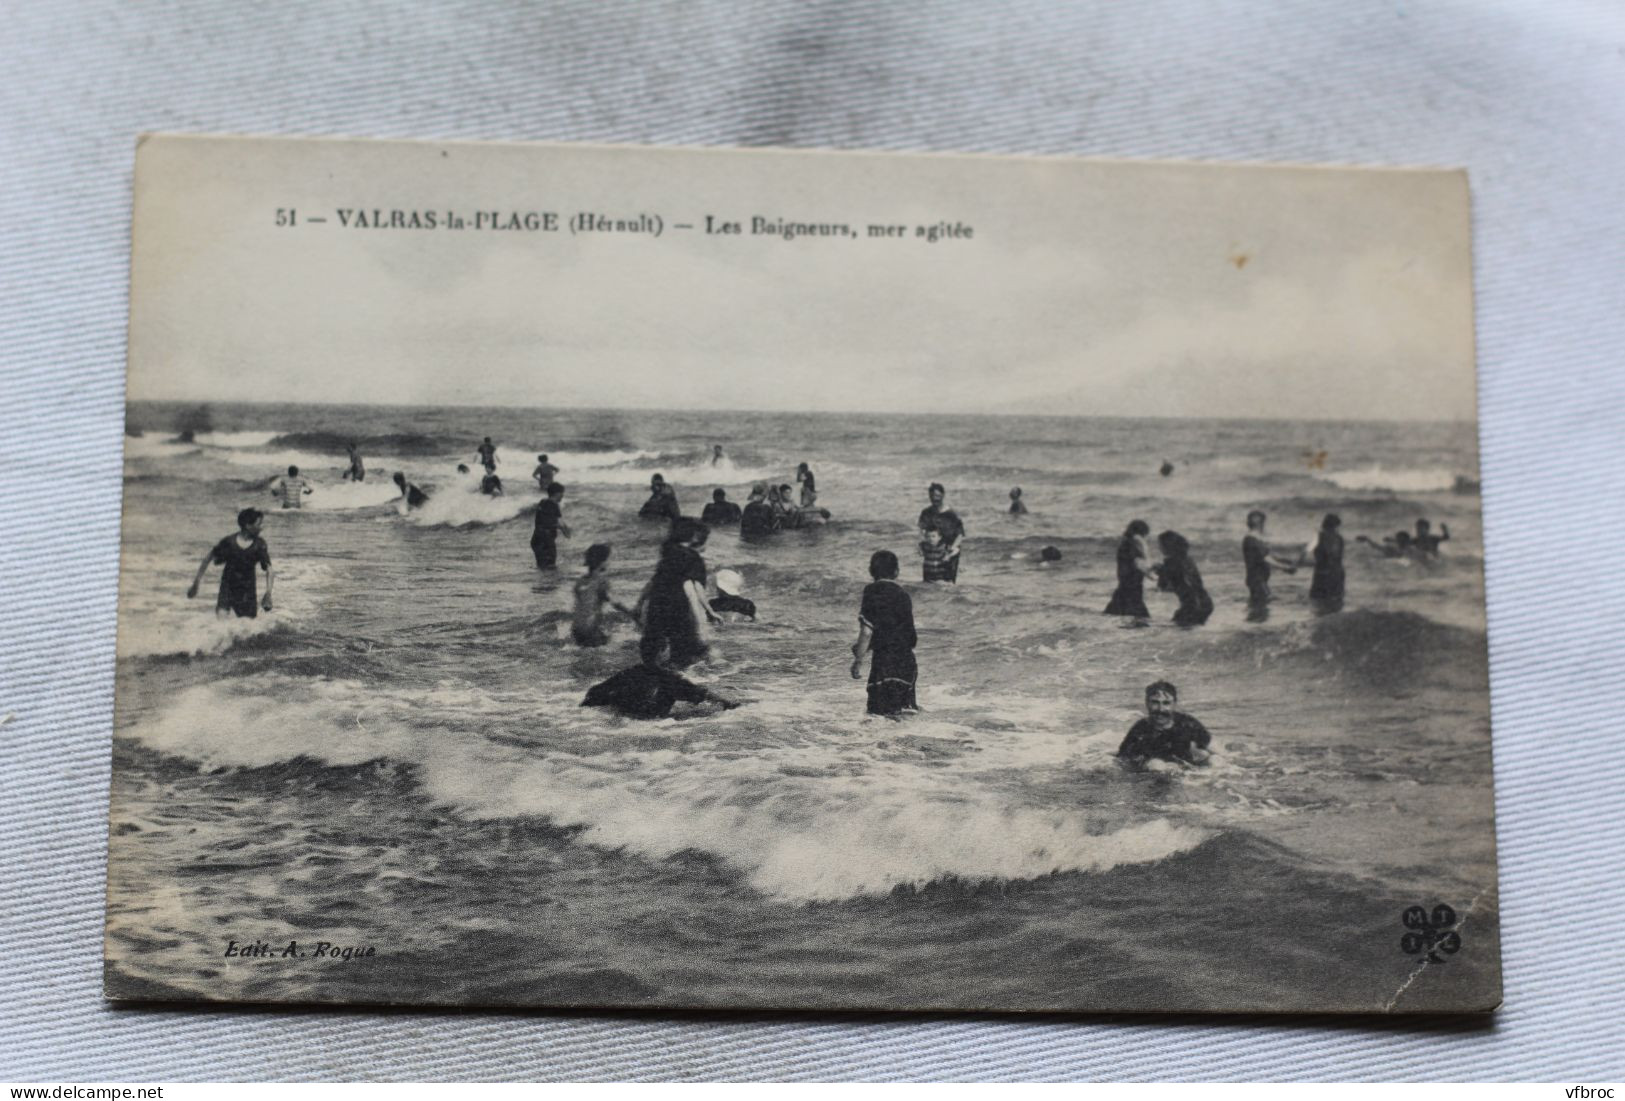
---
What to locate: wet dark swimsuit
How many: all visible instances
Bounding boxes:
[640,542,709,668]
[581,665,711,719]
[709,593,756,619]
[639,491,680,523]
[918,507,964,583]
[211,534,270,618]
[1243,534,1272,620]
[1117,712,1212,766]
[701,501,742,525]
[1159,556,1214,626]
[1104,536,1150,618]
[1310,531,1345,614]
[532,499,561,569]
[860,580,918,715]
[740,501,776,539]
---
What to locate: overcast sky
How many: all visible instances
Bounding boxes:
[129,136,1476,421]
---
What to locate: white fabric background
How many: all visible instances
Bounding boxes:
[2,0,1622,1082]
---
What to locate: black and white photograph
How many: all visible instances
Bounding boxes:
[106,134,1499,1014]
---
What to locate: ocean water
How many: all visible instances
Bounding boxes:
[106,402,1500,1013]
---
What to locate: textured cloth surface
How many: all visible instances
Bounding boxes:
[3,0,1623,1082]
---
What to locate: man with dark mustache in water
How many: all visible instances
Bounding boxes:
[1117,680,1212,768]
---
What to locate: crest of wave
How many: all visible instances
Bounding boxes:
[1317,465,1459,493]
[115,557,331,657]
[403,477,533,526]
[425,744,1209,903]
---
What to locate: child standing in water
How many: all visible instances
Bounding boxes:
[572,543,636,647]
[919,527,954,582]
[852,550,919,715]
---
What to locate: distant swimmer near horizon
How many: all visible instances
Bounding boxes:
[1160,460,1175,477]
[1105,520,1153,624]
[1008,487,1028,515]
[581,664,737,720]
[851,550,919,716]
[1156,530,1213,627]
[1117,680,1212,768]
[187,507,273,618]
[343,443,365,482]
[392,471,429,510]
[711,444,725,467]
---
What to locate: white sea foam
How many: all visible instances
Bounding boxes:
[302,479,402,511]
[402,474,533,526]
[124,436,200,461]
[1317,465,1460,493]
[122,674,1206,902]
[541,450,782,488]
[193,430,281,448]
[115,554,331,657]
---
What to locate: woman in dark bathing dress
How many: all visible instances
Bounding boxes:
[851,550,918,715]
[1156,530,1214,627]
[1104,519,1153,623]
[1308,512,1346,615]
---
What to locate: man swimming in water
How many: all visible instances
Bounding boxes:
[271,465,313,509]
[475,437,498,469]
[1412,518,1450,558]
[1008,487,1028,515]
[639,473,681,523]
[701,488,742,526]
[1117,680,1212,767]
[1357,530,1414,558]
[712,444,725,466]
[480,464,504,496]
[186,507,273,618]
[392,471,429,510]
[531,454,559,492]
[581,664,738,719]
[343,443,365,482]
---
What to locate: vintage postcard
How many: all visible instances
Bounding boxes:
[108,134,1499,1013]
